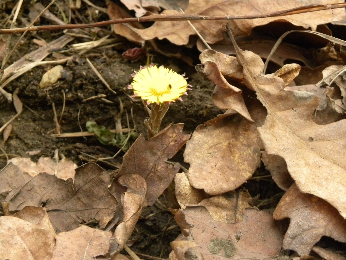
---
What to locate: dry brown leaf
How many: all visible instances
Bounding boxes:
[8,155,76,179]
[106,0,145,45]
[184,115,261,195]
[52,225,112,259]
[132,0,345,46]
[274,63,301,86]
[261,152,293,191]
[170,237,203,260]
[5,163,118,233]
[121,0,189,17]
[0,163,33,200]
[174,172,207,209]
[230,32,346,218]
[3,124,12,142]
[312,246,346,260]
[199,190,252,223]
[118,123,190,205]
[199,49,243,80]
[111,174,146,255]
[173,207,283,259]
[200,60,253,121]
[12,88,22,114]
[0,207,55,260]
[200,39,311,68]
[273,184,346,256]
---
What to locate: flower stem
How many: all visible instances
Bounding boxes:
[145,102,170,138]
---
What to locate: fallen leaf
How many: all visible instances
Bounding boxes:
[199,49,243,81]
[199,190,253,223]
[170,238,203,260]
[261,152,294,191]
[6,163,118,233]
[173,207,283,259]
[0,207,55,260]
[184,115,261,195]
[199,38,311,68]
[0,162,33,200]
[12,88,22,114]
[229,29,346,218]
[106,0,145,45]
[174,172,207,209]
[274,63,301,86]
[3,124,12,142]
[118,123,190,205]
[132,0,345,46]
[273,184,346,256]
[110,174,146,255]
[52,225,112,260]
[121,0,189,17]
[8,155,76,180]
[312,246,346,260]
[200,60,253,121]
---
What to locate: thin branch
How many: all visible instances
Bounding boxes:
[0,3,345,34]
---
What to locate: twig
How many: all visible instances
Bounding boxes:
[1,3,346,34]
[51,128,133,137]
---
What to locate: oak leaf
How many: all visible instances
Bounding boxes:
[273,184,346,256]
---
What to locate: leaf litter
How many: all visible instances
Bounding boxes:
[2,0,346,259]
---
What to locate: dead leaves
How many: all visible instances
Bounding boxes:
[178,23,346,257]
[119,123,190,205]
[172,207,283,259]
[274,184,346,255]
[184,115,261,195]
[0,124,189,258]
[125,0,345,46]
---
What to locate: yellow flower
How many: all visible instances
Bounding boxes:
[130,65,188,104]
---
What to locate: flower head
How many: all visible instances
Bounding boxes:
[130,65,188,104]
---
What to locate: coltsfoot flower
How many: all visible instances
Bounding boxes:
[130,65,188,104]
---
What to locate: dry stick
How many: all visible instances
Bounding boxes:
[1,3,346,34]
